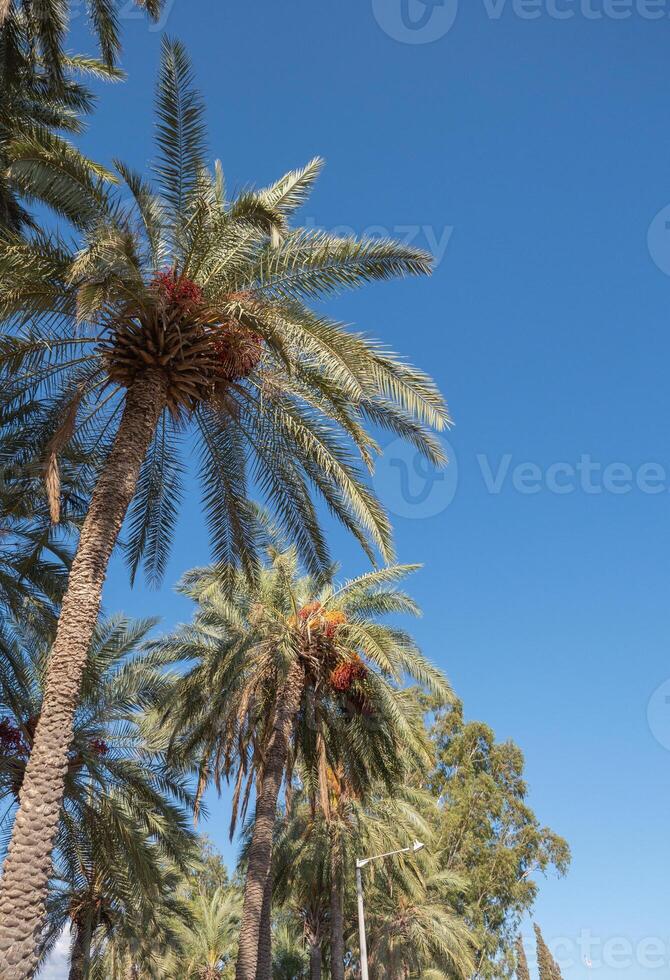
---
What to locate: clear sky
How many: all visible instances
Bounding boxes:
[42,2,670,977]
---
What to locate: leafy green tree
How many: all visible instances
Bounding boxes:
[515,935,531,980]
[427,702,570,979]
[534,924,563,980]
[0,37,448,972]
[156,551,450,980]
[0,394,84,649]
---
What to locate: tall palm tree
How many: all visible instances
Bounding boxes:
[156,551,451,979]
[0,37,448,973]
[0,615,196,976]
[1,9,120,235]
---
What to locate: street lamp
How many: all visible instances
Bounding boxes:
[355,841,425,980]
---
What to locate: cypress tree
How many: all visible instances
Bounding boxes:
[534,923,563,979]
[516,936,532,980]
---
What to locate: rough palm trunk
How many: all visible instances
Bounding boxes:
[235,659,305,980]
[329,846,345,980]
[255,871,273,980]
[0,372,167,978]
[309,943,322,980]
[67,927,85,980]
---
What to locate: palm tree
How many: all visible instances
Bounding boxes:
[273,779,439,980]
[1,9,120,234]
[156,551,451,979]
[0,0,164,77]
[0,615,196,976]
[0,37,448,973]
[159,887,242,980]
[365,867,475,979]
[43,808,189,980]
[270,917,308,980]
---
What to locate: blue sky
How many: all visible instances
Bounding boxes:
[41,1,670,976]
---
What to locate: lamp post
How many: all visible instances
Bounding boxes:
[355,840,425,980]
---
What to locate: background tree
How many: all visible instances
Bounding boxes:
[0,36,449,972]
[364,866,474,980]
[43,811,188,980]
[515,935,531,980]
[0,615,196,977]
[270,917,308,980]
[159,886,242,980]
[426,701,570,979]
[156,552,451,980]
[534,924,563,980]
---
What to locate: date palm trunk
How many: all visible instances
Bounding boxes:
[0,371,167,978]
[309,943,322,980]
[68,917,92,980]
[255,872,273,980]
[330,845,345,980]
[235,659,304,980]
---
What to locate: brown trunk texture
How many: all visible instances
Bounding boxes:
[255,871,273,980]
[67,926,85,980]
[0,372,166,978]
[235,659,304,980]
[329,848,345,980]
[309,943,322,980]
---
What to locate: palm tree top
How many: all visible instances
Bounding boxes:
[0,37,451,583]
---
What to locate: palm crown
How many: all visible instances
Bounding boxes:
[159,552,451,825]
[1,36,448,581]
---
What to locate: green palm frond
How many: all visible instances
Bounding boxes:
[154,36,208,218]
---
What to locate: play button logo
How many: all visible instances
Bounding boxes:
[372,0,459,43]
